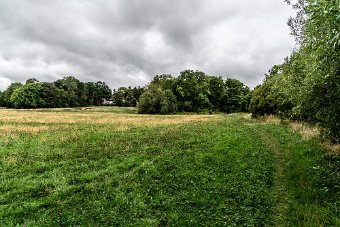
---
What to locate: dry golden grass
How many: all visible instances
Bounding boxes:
[257,115,340,154]
[323,142,340,154]
[258,115,320,140]
[0,124,50,134]
[288,122,320,140]
[4,155,17,164]
[0,109,219,139]
[258,115,283,125]
[58,132,80,143]
[114,125,130,132]
[0,109,215,127]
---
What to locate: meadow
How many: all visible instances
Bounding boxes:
[0,107,339,226]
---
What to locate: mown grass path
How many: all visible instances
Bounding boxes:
[245,119,340,226]
[253,127,290,226]
[0,108,339,226]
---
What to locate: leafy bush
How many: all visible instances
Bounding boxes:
[10,82,46,108]
[138,86,177,114]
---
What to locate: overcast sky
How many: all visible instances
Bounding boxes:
[0,0,295,90]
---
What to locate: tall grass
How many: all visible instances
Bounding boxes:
[0,107,338,226]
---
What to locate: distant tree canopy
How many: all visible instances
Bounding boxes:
[0,71,250,114]
[250,0,340,142]
[138,85,177,114]
[86,81,112,106]
[26,78,39,84]
[111,70,251,114]
[2,82,23,107]
[113,86,145,107]
[0,76,112,108]
[11,82,46,108]
[138,70,250,114]
[0,90,4,106]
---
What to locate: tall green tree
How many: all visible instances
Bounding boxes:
[41,82,68,108]
[86,81,112,105]
[2,82,23,107]
[250,0,340,142]
[10,82,46,108]
[222,78,250,113]
[0,90,4,106]
[113,86,144,107]
[26,78,39,84]
[150,74,174,90]
[208,76,225,111]
[54,76,88,107]
[174,70,211,112]
[141,71,251,114]
[138,85,177,114]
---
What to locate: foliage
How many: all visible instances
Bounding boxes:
[174,70,212,112]
[223,78,251,113]
[2,82,23,107]
[150,74,175,90]
[139,70,251,114]
[249,84,275,117]
[0,77,113,109]
[86,81,112,105]
[0,90,4,106]
[25,78,39,84]
[0,70,251,114]
[113,86,144,107]
[138,86,177,114]
[303,0,340,142]
[10,82,46,108]
[250,0,340,142]
[207,76,225,111]
[54,76,88,107]
[40,82,69,108]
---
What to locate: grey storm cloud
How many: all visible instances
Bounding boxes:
[0,0,295,90]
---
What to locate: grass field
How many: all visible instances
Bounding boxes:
[1,107,339,226]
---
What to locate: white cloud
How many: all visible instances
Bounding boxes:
[0,76,11,91]
[0,0,295,90]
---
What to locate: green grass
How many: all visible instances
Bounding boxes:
[0,107,339,226]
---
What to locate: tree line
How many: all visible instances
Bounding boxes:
[0,71,250,115]
[249,0,339,142]
[113,86,145,107]
[0,77,112,108]
[138,70,250,114]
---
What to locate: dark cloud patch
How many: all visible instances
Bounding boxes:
[0,0,294,91]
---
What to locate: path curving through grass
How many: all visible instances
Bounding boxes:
[256,128,290,225]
